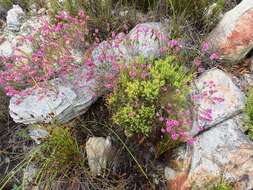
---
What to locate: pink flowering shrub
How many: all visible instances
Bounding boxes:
[159,39,220,75]
[0,10,95,99]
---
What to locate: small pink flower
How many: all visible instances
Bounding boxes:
[187,137,195,145]
[161,128,166,133]
[210,53,219,60]
[168,39,178,48]
[159,117,164,122]
[201,42,209,53]
[171,133,178,140]
[198,67,205,73]
[194,57,201,67]
[105,83,113,89]
[129,70,137,79]
[112,31,116,38]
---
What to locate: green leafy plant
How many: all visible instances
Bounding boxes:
[245,88,253,140]
[107,55,193,140]
[31,126,85,188]
[0,126,86,189]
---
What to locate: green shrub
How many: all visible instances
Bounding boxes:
[245,88,253,140]
[28,126,85,188]
[107,55,192,137]
[210,182,233,190]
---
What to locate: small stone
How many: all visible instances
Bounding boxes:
[0,40,13,57]
[6,5,25,32]
[29,127,49,144]
[164,167,177,181]
[85,137,112,175]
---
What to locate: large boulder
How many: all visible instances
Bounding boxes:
[9,22,169,124]
[168,69,253,189]
[207,0,253,63]
[190,68,245,136]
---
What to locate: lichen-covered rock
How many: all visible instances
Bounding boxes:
[168,69,253,189]
[9,22,169,124]
[6,5,25,32]
[125,22,168,58]
[85,137,112,175]
[190,68,245,136]
[207,0,253,63]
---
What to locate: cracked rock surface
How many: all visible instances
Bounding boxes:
[168,69,253,190]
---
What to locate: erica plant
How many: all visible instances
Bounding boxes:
[0,10,94,99]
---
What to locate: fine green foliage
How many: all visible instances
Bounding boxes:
[210,183,233,190]
[32,126,85,188]
[245,88,253,140]
[167,0,225,37]
[0,0,12,9]
[107,55,192,136]
[168,0,209,20]
[11,184,22,190]
[47,0,137,38]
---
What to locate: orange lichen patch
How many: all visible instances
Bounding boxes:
[226,143,253,186]
[167,172,190,190]
[219,10,253,56]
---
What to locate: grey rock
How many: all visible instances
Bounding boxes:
[190,68,245,136]
[125,22,168,58]
[164,167,177,181]
[29,127,49,144]
[6,5,25,32]
[168,69,253,189]
[85,137,112,175]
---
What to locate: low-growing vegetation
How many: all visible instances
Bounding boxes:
[0,0,245,189]
[245,88,253,140]
[107,55,193,145]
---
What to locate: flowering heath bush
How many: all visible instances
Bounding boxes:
[0,10,95,100]
[107,55,193,147]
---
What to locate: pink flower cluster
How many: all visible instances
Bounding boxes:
[158,103,194,145]
[0,10,93,100]
[161,117,195,145]
[194,42,220,72]
[192,80,224,131]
